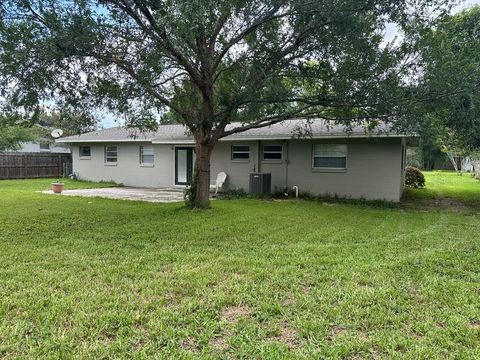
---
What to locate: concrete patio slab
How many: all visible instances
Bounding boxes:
[42,187,185,203]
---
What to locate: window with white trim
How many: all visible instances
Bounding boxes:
[263,145,283,160]
[231,145,250,160]
[105,145,118,163]
[140,146,154,165]
[313,144,347,169]
[80,145,91,158]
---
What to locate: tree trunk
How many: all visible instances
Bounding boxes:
[446,152,460,174]
[194,141,213,208]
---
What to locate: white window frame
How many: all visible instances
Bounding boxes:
[312,144,347,170]
[79,145,91,159]
[105,145,118,165]
[231,145,250,161]
[140,146,154,166]
[262,144,283,161]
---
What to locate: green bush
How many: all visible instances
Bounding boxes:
[405,166,426,188]
[216,188,248,200]
[184,172,199,208]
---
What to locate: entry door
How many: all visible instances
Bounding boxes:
[175,147,195,185]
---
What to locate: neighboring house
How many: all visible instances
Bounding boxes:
[57,119,408,201]
[463,157,474,172]
[16,141,70,154]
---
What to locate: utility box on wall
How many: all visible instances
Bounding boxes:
[249,173,272,195]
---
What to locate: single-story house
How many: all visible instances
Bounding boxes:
[57,119,408,201]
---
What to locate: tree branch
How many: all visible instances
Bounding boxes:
[212,5,285,71]
[92,53,189,122]
[102,0,204,87]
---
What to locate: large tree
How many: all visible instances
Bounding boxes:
[416,6,480,152]
[400,6,480,175]
[0,0,451,207]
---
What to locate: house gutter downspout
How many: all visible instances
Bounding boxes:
[257,140,262,173]
[285,139,289,190]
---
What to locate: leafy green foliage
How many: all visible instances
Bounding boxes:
[406,147,424,169]
[183,171,200,208]
[0,113,41,151]
[416,6,480,150]
[405,166,426,188]
[37,108,97,136]
[0,0,451,130]
[216,187,248,200]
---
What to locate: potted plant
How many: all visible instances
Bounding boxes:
[51,179,65,194]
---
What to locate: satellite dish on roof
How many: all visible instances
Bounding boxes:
[51,129,64,138]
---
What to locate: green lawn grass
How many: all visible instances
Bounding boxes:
[403,171,480,209]
[0,173,479,358]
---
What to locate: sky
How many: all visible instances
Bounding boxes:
[383,0,480,46]
[100,0,480,128]
[452,0,480,12]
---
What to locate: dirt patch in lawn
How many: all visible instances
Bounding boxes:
[210,305,253,350]
[300,284,311,294]
[469,320,480,329]
[403,196,470,213]
[430,198,467,212]
[269,326,299,349]
[209,335,229,350]
[180,337,199,353]
[328,325,369,341]
[133,337,149,352]
[329,325,349,338]
[348,347,384,359]
[282,293,296,306]
[221,305,253,324]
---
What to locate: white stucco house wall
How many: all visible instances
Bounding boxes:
[57,119,408,202]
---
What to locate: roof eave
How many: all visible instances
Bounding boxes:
[56,138,153,143]
[218,133,407,141]
[151,140,196,144]
[58,133,410,144]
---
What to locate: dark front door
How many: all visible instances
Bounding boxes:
[175,147,195,185]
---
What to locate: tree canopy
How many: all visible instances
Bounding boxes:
[36,108,98,137]
[0,113,41,151]
[0,0,454,206]
[417,6,480,151]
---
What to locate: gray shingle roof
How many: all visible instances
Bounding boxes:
[57,119,403,143]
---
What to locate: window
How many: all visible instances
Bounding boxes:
[140,146,154,165]
[263,145,283,160]
[231,145,250,160]
[105,145,118,163]
[39,142,50,151]
[80,145,91,158]
[313,144,347,169]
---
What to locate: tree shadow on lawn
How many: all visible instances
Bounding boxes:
[402,187,480,214]
[403,193,469,212]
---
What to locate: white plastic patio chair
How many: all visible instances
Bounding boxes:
[211,172,227,195]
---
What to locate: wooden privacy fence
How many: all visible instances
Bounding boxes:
[0,153,72,180]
